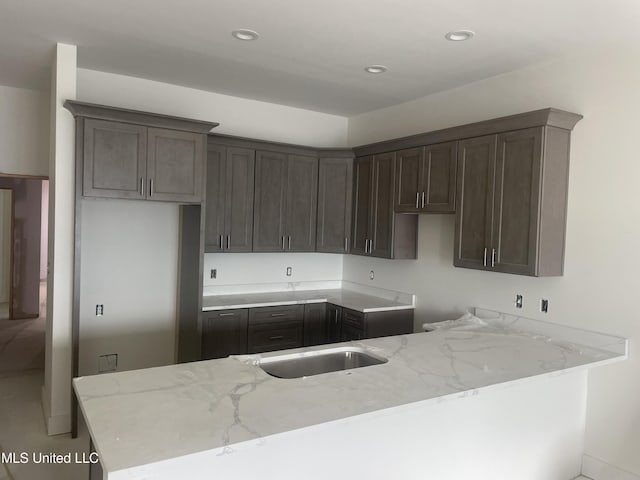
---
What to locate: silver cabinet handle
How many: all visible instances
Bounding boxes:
[218,312,236,317]
[415,192,420,209]
[421,191,425,209]
[491,248,496,268]
[270,313,286,317]
[281,236,285,250]
[226,235,230,250]
[364,239,368,254]
[140,177,144,196]
[269,335,284,341]
[483,247,488,267]
[219,234,223,249]
[149,178,154,197]
[335,310,339,324]
[344,237,348,252]
[288,235,291,250]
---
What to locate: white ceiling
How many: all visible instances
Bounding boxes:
[1,0,639,115]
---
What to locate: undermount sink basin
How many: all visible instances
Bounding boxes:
[258,347,388,379]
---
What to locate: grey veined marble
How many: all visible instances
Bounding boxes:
[74,312,627,476]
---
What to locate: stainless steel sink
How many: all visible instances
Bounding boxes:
[258,347,388,379]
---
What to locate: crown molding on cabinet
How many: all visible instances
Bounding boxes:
[64,100,219,134]
[352,108,583,157]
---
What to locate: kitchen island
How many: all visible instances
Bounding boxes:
[74,310,626,480]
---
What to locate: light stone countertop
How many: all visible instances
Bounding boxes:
[202,288,414,313]
[73,313,627,477]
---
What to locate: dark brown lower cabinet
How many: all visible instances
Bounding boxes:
[327,304,414,344]
[247,305,304,353]
[326,303,343,343]
[201,309,248,360]
[303,303,328,346]
[201,304,415,360]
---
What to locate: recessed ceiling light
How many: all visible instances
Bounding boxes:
[232,29,260,41]
[365,65,388,74]
[445,30,475,41]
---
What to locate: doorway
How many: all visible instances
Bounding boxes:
[0,175,48,375]
[0,188,13,320]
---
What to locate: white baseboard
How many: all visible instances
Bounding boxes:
[583,454,640,480]
[40,385,71,436]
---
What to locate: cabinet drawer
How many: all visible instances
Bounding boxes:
[248,321,303,353]
[342,308,365,329]
[249,305,304,324]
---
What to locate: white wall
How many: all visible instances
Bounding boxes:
[0,85,49,177]
[203,253,343,289]
[76,69,348,147]
[344,47,640,475]
[76,69,349,376]
[43,43,77,436]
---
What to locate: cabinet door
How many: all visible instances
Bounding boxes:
[454,135,496,270]
[492,128,543,275]
[303,303,328,346]
[370,152,396,258]
[340,309,365,341]
[423,141,457,213]
[147,128,204,203]
[351,156,374,255]
[253,151,288,252]
[317,157,353,253]
[395,147,423,213]
[204,145,226,252]
[201,309,248,360]
[326,304,342,343]
[83,119,147,199]
[225,147,255,252]
[285,155,318,252]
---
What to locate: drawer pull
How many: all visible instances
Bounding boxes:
[270,313,286,317]
[218,312,236,317]
[269,335,284,341]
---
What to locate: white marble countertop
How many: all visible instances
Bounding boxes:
[202,288,414,313]
[73,311,627,477]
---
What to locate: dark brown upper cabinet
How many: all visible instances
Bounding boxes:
[316,156,353,254]
[204,145,255,252]
[352,153,417,259]
[65,101,216,203]
[455,126,572,276]
[253,151,318,252]
[395,142,457,214]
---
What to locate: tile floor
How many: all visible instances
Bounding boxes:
[0,282,89,480]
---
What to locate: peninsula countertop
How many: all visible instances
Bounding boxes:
[73,310,627,477]
[202,288,414,313]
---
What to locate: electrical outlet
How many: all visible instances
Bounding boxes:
[98,353,117,373]
[369,270,375,280]
[515,294,523,309]
[541,299,549,313]
[95,304,104,316]
[210,269,217,279]
[286,267,292,276]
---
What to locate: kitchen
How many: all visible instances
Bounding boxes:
[0,1,639,479]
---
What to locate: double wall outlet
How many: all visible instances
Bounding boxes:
[95,304,104,316]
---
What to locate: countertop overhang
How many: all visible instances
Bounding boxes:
[73,310,627,476]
